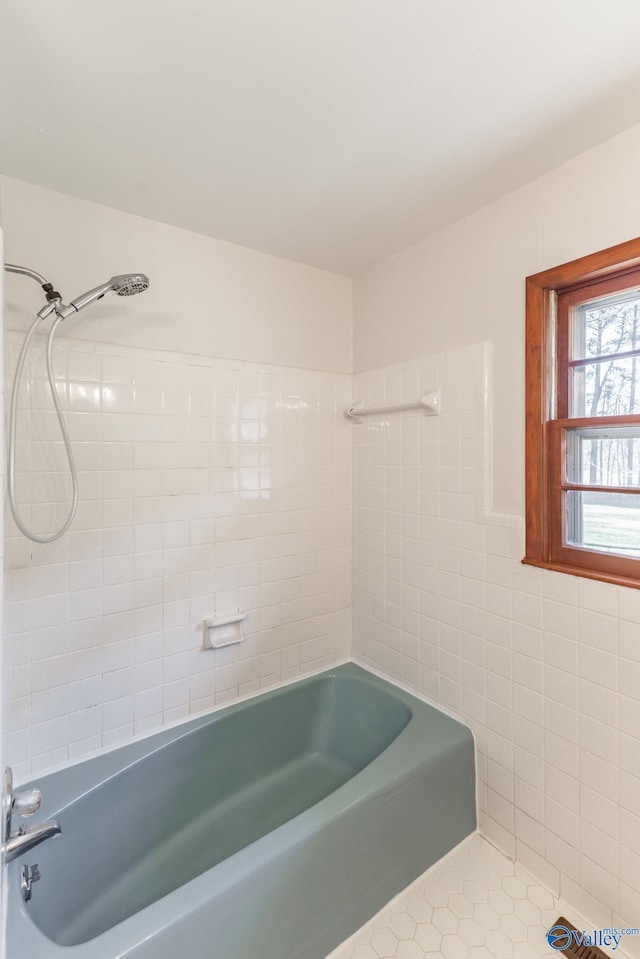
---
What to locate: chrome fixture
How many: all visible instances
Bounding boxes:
[4,262,150,543]
[52,273,150,320]
[4,821,62,864]
[3,767,61,864]
[21,863,41,902]
[11,787,42,817]
[3,263,50,286]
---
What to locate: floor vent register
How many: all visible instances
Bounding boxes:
[552,916,612,959]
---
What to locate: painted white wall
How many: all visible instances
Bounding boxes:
[1,177,353,374]
[353,121,640,514]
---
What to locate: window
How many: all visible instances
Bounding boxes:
[525,237,640,588]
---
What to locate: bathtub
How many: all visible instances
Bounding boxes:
[7,663,476,959]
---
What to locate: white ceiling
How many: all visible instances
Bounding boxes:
[2,1,640,276]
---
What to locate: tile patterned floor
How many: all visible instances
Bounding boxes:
[327,834,627,959]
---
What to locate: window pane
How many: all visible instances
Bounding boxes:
[566,427,640,486]
[566,490,640,557]
[573,288,640,360]
[572,356,640,416]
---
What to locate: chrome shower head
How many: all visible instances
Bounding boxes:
[111,274,150,297]
[64,273,150,316]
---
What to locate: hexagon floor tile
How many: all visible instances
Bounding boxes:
[325,834,628,959]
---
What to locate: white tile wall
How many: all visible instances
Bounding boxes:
[351,343,640,956]
[5,331,352,779]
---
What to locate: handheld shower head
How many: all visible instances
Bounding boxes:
[5,263,152,544]
[65,273,150,315]
[111,274,150,297]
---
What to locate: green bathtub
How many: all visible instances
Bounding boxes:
[8,663,476,958]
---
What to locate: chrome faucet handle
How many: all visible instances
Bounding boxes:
[12,789,42,818]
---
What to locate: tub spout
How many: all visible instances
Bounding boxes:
[4,820,62,863]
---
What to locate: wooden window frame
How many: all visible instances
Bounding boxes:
[524,236,640,589]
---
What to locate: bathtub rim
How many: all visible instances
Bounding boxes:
[13,658,357,788]
[12,655,476,789]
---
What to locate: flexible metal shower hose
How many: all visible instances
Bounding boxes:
[8,313,78,543]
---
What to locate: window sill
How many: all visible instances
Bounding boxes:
[522,555,640,590]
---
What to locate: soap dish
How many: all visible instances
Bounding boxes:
[203,613,247,649]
